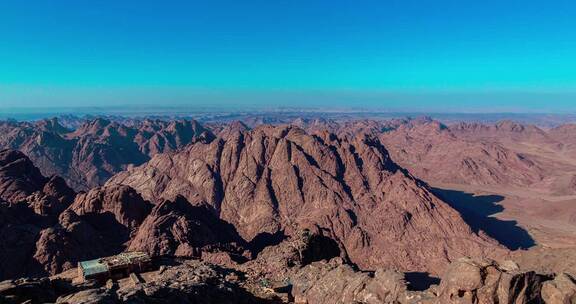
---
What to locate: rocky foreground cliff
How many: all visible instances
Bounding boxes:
[1,249,575,303]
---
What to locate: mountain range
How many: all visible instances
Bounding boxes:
[1,116,576,303]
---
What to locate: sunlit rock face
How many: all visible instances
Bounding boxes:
[108,124,504,275]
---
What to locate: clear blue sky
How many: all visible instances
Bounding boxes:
[1,0,575,112]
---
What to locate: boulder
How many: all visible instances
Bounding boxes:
[541,273,576,304]
[436,257,547,303]
[290,258,411,304]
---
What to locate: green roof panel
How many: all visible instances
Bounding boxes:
[79,259,108,276]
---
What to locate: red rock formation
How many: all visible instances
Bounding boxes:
[0,118,214,190]
[435,257,547,304]
[290,258,412,304]
[449,120,556,145]
[0,149,48,203]
[0,149,151,279]
[108,125,504,274]
[33,209,113,276]
[69,185,152,233]
[377,119,545,186]
[128,195,245,258]
[0,200,45,279]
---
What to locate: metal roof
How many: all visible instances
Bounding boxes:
[79,258,108,276]
[78,252,150,277]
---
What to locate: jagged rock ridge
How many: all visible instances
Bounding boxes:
[108,124,504,274]
[0,118,214,190]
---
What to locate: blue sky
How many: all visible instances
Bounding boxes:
[1,0,575,112]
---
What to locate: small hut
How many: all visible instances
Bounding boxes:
[78,252,152,282]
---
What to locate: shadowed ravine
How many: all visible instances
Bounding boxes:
[432,188,536,250]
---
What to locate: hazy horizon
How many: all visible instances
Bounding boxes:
[2,90,576,114]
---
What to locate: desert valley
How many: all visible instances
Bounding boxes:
[0,115,575,303]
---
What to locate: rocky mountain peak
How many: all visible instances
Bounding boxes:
[108,125,504,274]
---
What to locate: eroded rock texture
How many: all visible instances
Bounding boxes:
[541,273,576,304]
[0,150,156,280]
[0,118,214,190]
[290,258,411,304]
[0,149,51,203]
[378,119,545,187]
[108,125,504,274]
[127,195,246,259]
[435,257,548,304]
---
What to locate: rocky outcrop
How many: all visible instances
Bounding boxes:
[0,260,273,304]
[1,252,571,304]
[0,150,152,280]
[69,185,152,233]
[128,195,246,259]
[56,288,118,304]
[33,186,154,277]
[541,273,576,303]
[0,201,97,279]
[0,200,46,279]
[28,176,76,216]
[0,277,59,304]
[32,209,122,276]
[0,149,48,203]
[435,258,548,304]
[287,256,559,304]
[0,202,126,279]
[108,125,504,274]
[239,230,342,285]
[1,198,145,280]
[113,260,268,303]
[0,149,75,215]
[290,258,413,304]
[0,150,77,279]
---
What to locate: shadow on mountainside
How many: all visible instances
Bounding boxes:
[249,231,288,258]
[432,188,535,250]
[404,272,441,291]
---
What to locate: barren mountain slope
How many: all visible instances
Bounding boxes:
[0,118,214,190]
[0,149,81,279]
[548,124,576,160]
[374,119,576,250]
[108,124,505,274]
[449,120,558,145]
[0,149,139,279]
[428,120,576,195]
[0,148,256,280]
[377,119,546,187]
